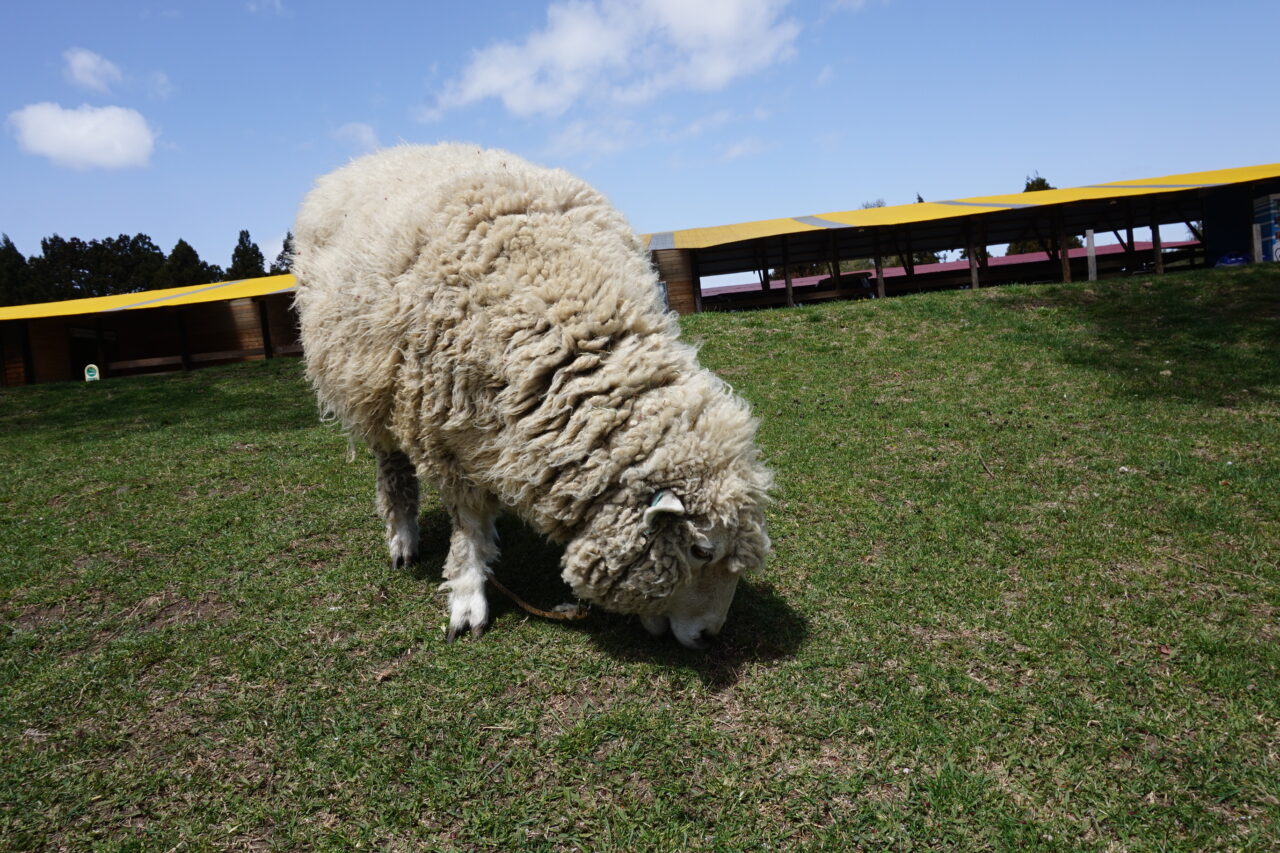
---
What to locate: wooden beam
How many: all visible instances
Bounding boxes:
[690,251,704,313]
[1151,210,1164,275]
[1031,219,1053,259]
[781,237,795,308]
[828,232,839,283]
[177,309,193,371]
[258,299,274,358]
[1252,223,1263,264]
[1086,230,1097,281]
[1126,199,1136,265]
[873,231,885,299]
[966,218,980,289]
[901,228,915,280]
[22,320,34,385]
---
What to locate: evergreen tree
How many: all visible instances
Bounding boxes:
[226,230,267,280]
[159,239,220,288]
[85,234,165,296]
[1007,173,1083,255]
[0,234,32,306]
[27,235,91,301]
[270,231,295,274]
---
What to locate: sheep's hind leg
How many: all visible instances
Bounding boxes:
[441,491,499,641]
[376,449,420,571]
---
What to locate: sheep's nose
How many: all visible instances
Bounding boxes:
[681,628,719,651]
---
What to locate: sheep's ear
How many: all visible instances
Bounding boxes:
[643,490,685,531]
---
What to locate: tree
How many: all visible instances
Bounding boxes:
[24,233,169,302]
[226,230,266,280]
[270,231,295,274]
[85,234,165,296]
[0,234,32,306]
[27,235,91,302]
[1006,173,1083,255]
[158,239,221,289]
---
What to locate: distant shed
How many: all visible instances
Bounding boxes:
[643,162,1280,310]
[4,162,1279,386]
[0,275,298,386]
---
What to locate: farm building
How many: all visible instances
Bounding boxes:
[2,162,1278,385]
[647,162,1280,313]
[0,275,298,386]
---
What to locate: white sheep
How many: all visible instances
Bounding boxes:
[291,144,771,649]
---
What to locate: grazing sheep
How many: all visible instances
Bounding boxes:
[291,144,771,649]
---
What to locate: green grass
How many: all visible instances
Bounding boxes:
[2,266,1278,850]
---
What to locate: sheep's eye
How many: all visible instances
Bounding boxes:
[690,544,714,562]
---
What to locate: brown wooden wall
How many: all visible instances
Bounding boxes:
[1,323,28,387]
[5,294,304,385]
[651,249,699,315]
[27,318,72,383]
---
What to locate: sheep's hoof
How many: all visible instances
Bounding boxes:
[445,621,487,643]
[391,552,419,572]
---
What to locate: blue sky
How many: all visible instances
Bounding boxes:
[3,0,1277,272]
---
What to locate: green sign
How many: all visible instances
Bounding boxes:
[84,364,100,382]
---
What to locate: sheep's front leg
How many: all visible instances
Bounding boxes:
[441,492,499,641]
[376,449,420,570]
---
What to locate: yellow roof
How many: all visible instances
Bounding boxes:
[643,162,1280,251]
[0,274,297,322]
[5,161,1277,321]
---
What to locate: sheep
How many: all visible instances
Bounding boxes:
[291,143,772,649]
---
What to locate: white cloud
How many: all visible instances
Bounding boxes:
[678,109,733,138]
[548,118,639,156]
[148,71,175,100]
[246,0,286,14]
[721,136,765,160]
[8,103,156,170]
[424,0,799,119]
[815,64,834,86]
[63,48,123,94]
[333,122,380,153]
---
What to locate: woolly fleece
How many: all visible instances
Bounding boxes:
[292,144,771,616]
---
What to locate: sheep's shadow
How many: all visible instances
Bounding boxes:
[408,510,807,689]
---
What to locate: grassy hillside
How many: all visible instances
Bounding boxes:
[2,266,1278,850]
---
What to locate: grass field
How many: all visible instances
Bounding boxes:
[2,266,1278,850]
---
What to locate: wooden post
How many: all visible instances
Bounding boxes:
[873,232,885,299]
[93,317,106,375]
[1125,199,1137,269]
[1151,219,1164,275]
[1086,229,1097,281]
[21,321,35,385]
[177,309,193,371]
[1055,211,1072,283]
[258,299,274,358]
[902,228,916,285]
[828,232,840,285]
[1252,223,1263,264]
[690,251,704,313]
[781,237,795,308]
[966,219,980,289]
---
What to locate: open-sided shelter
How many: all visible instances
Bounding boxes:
[644,162,1280,312]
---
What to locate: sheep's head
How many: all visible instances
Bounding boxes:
[561,476,771,650]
